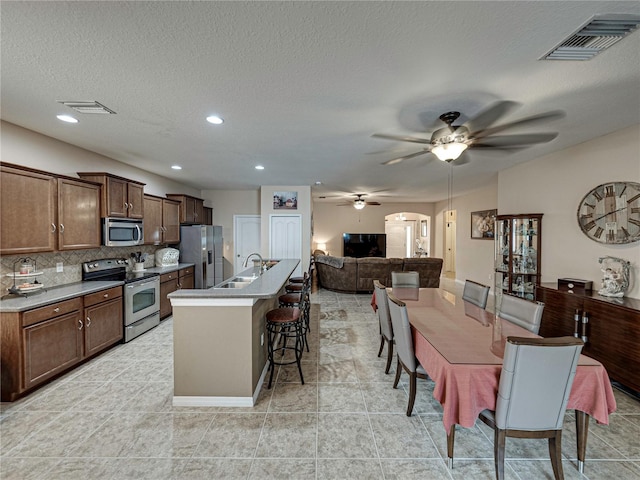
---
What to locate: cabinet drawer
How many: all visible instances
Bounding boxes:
[22,298,83,327]
[84,286,123,307]
[179,267,193,277]
[160,271,179,282]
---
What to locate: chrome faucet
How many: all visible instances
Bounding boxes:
[243,253,265,274]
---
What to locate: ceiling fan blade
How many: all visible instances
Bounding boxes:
[372,133,431,144]
[463,101,520,133]
[472,132,559,147]
[471,110,565,139]
[382,149,430,165]
[365,201,381,206]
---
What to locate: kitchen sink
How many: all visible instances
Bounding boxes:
[215,281,252,289]
[233,275,259,282]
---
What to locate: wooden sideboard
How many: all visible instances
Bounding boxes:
[536,283,640,393]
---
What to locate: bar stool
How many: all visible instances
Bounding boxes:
[265,291,308,389]
[288,258,313,284]
[285,272,308,293]
[279,276,311,351]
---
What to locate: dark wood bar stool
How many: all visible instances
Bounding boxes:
[288,258,314,284]
[279,275,311,352]
[285,272,308,293]
[265,289,309,389]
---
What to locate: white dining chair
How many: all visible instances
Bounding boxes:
[498,294,545,334]
[387,292,428,416]
[373,280,394,374]
[462,279,490,309]
[391,271,420,288]
[446,336,584,480]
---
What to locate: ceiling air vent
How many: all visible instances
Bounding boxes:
[58,101,116,114]
[541,14,640,61]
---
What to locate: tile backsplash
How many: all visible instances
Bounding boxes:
[1,245,161,294]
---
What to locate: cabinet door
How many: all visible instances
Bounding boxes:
[106,177,128,217]
[194,199,204,224]
[203,206,213,225]
[180,271,194,289]
[57,178,101,250]
[536,287,583,338]
[0,166,57,254]
[143,195,163,245]
[162,199,181,243]
[584,298,640,392]
[84,298,123,357]
[185,197,196,223]
[127,183,144,219]
[22,310,83,390]
[160,277,179,319]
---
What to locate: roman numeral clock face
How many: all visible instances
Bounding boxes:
[578,181,640,244]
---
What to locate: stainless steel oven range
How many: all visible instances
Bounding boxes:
[82,258,160,342]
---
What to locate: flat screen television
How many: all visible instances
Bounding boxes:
[343,233,386,258]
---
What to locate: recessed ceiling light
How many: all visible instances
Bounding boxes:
[171,165,182,170]
[56,114,78,123]
[255,165,265,170]
[314,181,323,185]
[206,115,224,125]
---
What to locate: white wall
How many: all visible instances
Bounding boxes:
[498,125,640,299]
[312,202,436,257]
[1,121,201,198]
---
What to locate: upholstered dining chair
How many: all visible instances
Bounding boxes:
[391,271,420,288]
[387,292,429,416]
[373,280,394,374]
[462,279,491,309]
[447,336,584,480]
[498,294,545,334]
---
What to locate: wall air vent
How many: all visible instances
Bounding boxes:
[541,14,640,61]
[58,101,116,114]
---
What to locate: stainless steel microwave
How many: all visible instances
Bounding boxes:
[102,217,144,246]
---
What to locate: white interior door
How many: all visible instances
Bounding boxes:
[234,215,261,275]
[270,214,302,276]
[386,221,414,258]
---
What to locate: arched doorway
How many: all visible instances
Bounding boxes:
[385,212,430,258]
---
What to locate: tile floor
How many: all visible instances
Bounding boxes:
[1,280,639,479]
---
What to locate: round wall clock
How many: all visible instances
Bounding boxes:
[577,181,640,244]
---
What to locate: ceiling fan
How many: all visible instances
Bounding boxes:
[372,101,564,165]
[337,194,381,210]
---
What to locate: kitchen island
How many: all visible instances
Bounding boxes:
[168,258,299,407]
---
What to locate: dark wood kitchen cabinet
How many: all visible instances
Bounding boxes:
[1,286,124,401]
[78,172,145,219]
[536,284,640,392]
[166,194,204,224]
[160,271,180,319]
[143,194,181,245]
[0,164,101,254]
[83,286,123,357]
[179,266,194,289]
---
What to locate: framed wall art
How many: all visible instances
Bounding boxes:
[273,191,298,210]
[471,209,497,239]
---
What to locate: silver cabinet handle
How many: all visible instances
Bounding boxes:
[103,293,109,298]
[124,202,129,209]
[51,223,56,233]
[78,319,83,330]
[129,203,133,210]
[59,224,65,233]
[86,316,91,327]
[53,307,60,313]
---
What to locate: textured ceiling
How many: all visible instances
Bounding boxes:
[1,1,639,204]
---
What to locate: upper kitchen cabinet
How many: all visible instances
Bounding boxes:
[0,164,101,254]
[143,194,180,245]
[203,206,213,225]
[166,194,204,224]
[77,172,144,218]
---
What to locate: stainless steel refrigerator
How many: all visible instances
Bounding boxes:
[179,225,223,288]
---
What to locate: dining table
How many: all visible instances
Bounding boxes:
[388,286,617,474]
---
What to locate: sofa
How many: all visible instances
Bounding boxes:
[314,255,443,293]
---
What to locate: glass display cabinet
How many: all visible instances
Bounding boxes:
[494,214,543,301]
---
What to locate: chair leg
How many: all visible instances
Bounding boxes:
[406,371,416,416]
[446,425,455,469]
[393,356,402,388]
[295,321,305,385]
[377,335,385,357]
[384,339,393,374]
[494,428,506,480]
[548,431,564,480]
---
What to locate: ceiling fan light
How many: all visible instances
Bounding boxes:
[354,199,366,210]
[432,142,468,162]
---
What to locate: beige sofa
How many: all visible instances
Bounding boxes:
[314,255,443,293]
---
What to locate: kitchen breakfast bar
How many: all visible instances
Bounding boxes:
[168,259,299,407]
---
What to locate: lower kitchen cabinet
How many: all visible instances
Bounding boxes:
[160,267,195,319]
[1,286,124,401]
[536,284,640,393]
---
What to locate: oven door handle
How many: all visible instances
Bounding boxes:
[126,279,158,289]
